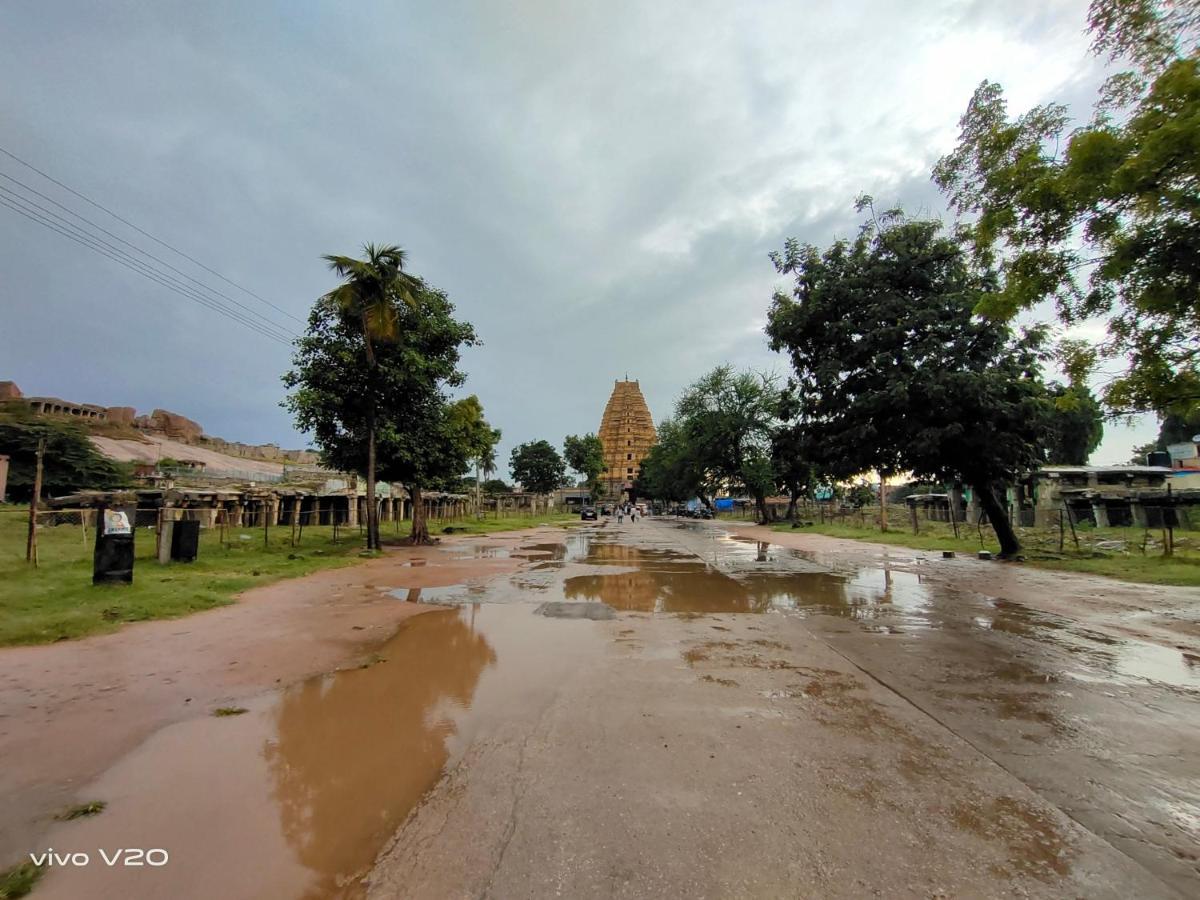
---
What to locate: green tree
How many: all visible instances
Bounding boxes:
[766,207,1053,557]
[772,388,820,521]
[482,478,512,494]
[1043,384,1105,464]
[933,1,1200,417]
[319,244,422,549]
[563,433,606,500]
[509,441,567,495]
[635,417,707,505]
[0,404,130,502]
[284,280,477,546]
[443,395,500,515]
[674,366,780,522]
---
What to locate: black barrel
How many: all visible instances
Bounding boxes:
[93,505,135,584]
[171,519,201,562]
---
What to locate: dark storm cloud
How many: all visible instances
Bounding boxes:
[0,0,1148,473]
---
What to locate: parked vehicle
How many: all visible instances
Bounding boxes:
[580,506,598,520]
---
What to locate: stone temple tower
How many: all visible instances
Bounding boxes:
[597,378,656,500]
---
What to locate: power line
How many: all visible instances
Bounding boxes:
[0,185,295,344]
[0,142,305,324]
[0,172,297,339]
[0,193,294,346]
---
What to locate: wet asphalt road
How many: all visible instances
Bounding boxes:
[667,520,1200,896]
[27,516,1199,899]
[368,517,1198,898]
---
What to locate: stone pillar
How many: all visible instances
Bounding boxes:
[1091,503,1110,529]
[270,496,282,526]
[346,494,358,527]
[0,454,9,502]
[291,496,302,529]
[1131,501,1149,528]
[233,501,244,528]
[966,492,982,526]
[158,518,174,564]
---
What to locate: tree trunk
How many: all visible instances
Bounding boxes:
[786,492,798,522]
[972,480,1020,558]
[366,407,379,550]
[755,492,768,524]
[408,485,431,544]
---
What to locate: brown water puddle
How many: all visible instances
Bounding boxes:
[561,535,936,621]
[32,603,605,900]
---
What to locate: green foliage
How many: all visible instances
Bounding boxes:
[0,403,131,501]
[634,417,704,503]
[0,861,42,899]
[563,433,606,495]
[481,478,512,494]
[766,208,1053,556]
[1044,383,1105,464]
[934,5,1200,417]
[509,440,567,494]
[638,367,780,518]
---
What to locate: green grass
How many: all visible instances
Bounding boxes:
[55,801,106,821]
[0,506,366,647]
[432,512,584,536]
[0,862,42,900]
[766,516,1200,587]
[212,706,249,717]
[0,505,590,647]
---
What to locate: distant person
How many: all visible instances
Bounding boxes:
[617,509,624,524]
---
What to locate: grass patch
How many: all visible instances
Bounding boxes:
[0,506,370,647]
[55,800,106,820]
[767,518,1200,587]
[0,862,43,899]
[212,706,249,717]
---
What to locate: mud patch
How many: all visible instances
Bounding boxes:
[952,796,1076,880]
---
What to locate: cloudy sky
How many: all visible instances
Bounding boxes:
[0,0,1156,476]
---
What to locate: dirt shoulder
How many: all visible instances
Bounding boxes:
[0,528,556,867]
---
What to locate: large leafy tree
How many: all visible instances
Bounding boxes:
[319,244,421,549]
[635,417,707,505]
[284,280,477,546]
[0,404,130,501]
[674,366,780,522]
[1044,384,1105,464]
[932,0,1200,417]
[563,433,606,500]
[444,395,500,515]
[766,207,1053,557]
[509,440,566,495]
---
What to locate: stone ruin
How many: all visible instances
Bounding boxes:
[2,380,317,465]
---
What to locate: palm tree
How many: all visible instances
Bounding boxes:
[322,244,419,550]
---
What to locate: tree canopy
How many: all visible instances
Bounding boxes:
[1043,384,1105,464]
[933,0,1200,417]
[766,206,1054,556]
[0,404,130,502]
[563,433,606,497]
[283,279,478,544]
[509,440,566,494]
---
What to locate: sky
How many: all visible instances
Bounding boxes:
[0,0,1159,478]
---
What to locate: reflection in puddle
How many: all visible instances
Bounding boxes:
[559,538,934,619]
[974,598,1200,690]
[38,604,605,899]
[264,609,496,896]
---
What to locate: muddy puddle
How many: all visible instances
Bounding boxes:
[32,603,605,900]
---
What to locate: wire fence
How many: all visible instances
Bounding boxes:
[762,500,1198,558]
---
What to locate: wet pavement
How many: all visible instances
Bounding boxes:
[14,517,1200,898]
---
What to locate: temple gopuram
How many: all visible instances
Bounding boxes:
[597,378,656,500]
